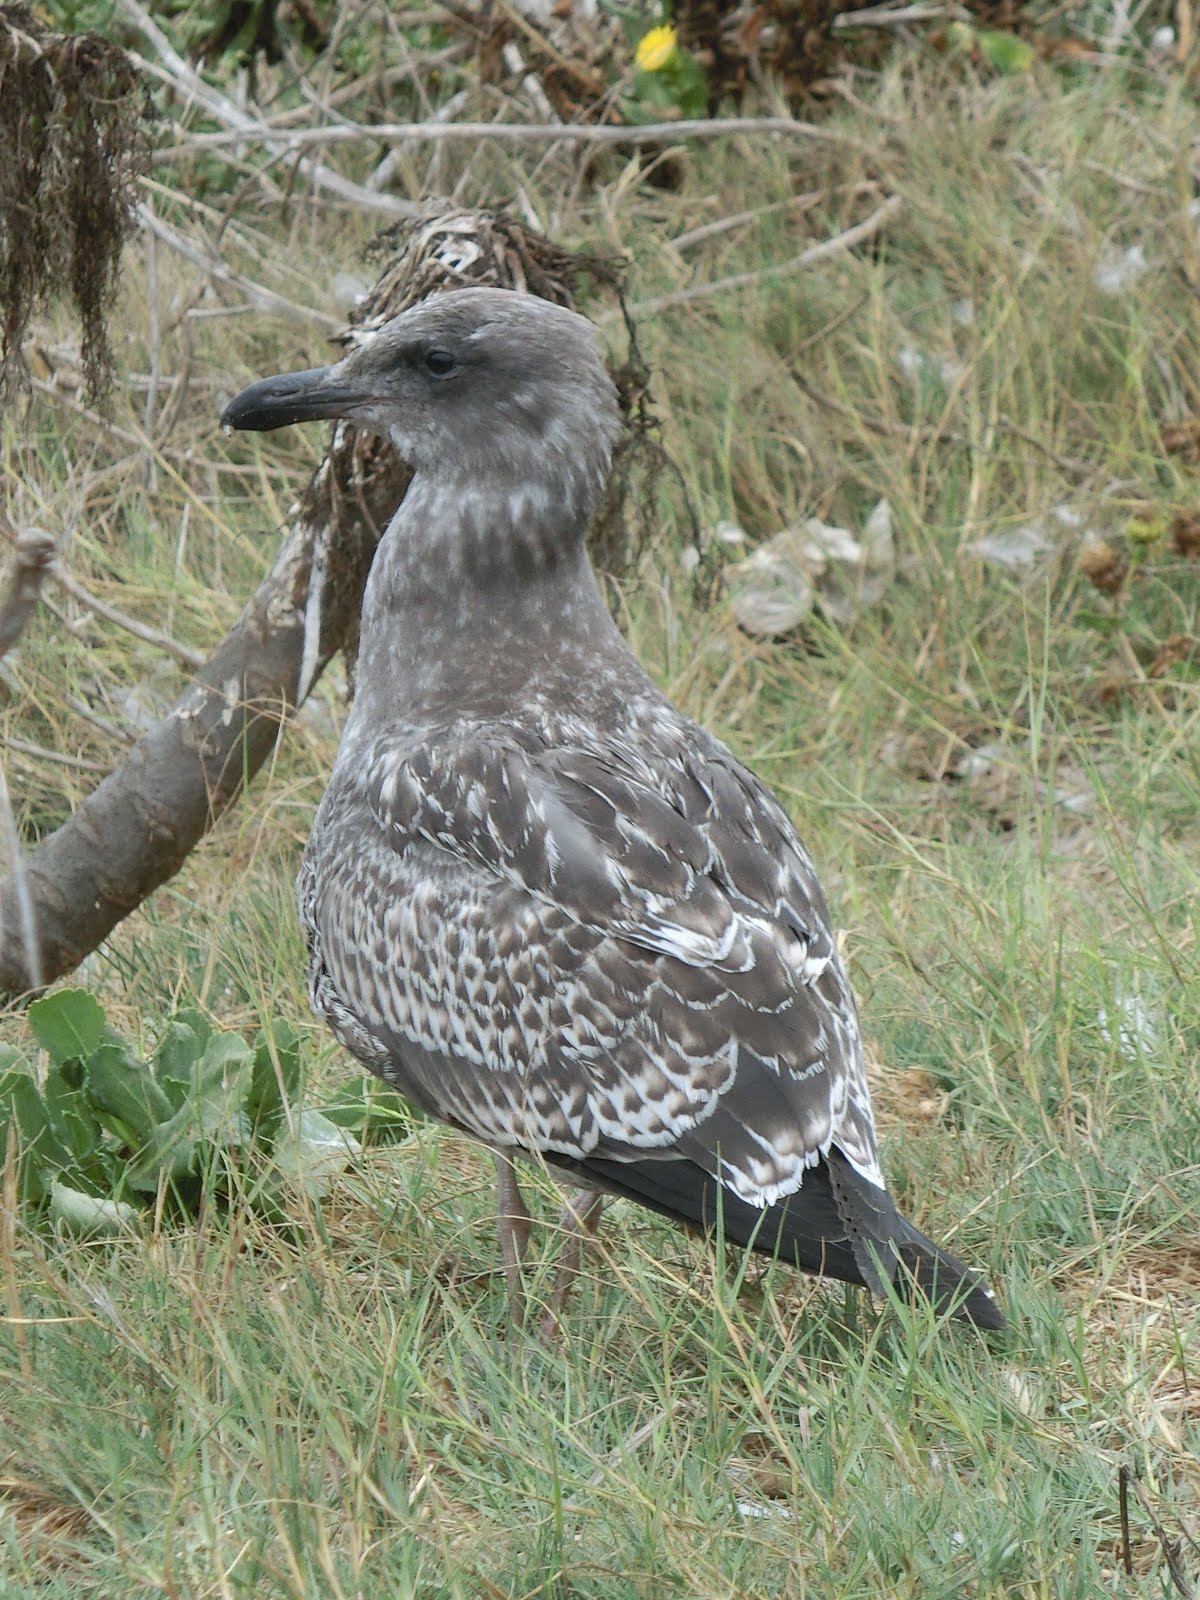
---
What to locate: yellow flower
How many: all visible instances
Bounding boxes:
[635,24,678,72]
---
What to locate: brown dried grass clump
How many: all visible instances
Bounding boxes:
[0,3,148,410]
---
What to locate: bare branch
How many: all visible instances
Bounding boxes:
[832,2,969,27]
[0,526,56,661]
[157,114,882,158]
[5,739,108,775]
[610,195,903,320]
[51,563,206,671]
[0,438,394,1003]
[137,206,340,331]
[116,0,420,219]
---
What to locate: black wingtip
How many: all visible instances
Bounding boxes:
[895,1219,1008,1332]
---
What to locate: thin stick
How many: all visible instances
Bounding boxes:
[142,229,161,491]
[117,0,420,219]
[5,739,108,775]
[669,193,824,253]
[1119,1465,1133,1577]
[52,564,205,670]
[160,114,881,156]
[832,1,969,26]
[138,205,339,331]
[609,195,902,320]
[1123,1466,1197,1598]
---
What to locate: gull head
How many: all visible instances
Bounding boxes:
[221,287,623,517]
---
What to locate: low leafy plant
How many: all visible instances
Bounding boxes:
[0,989,409,1235]
[622,20,709,122]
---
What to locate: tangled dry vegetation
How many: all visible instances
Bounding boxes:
[0,2,1199,1595]
[0,5,147,410]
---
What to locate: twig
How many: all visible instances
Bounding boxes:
[369,90,470,191]
[51,565,205,670]
[137,205,340,331]
[612,195,902,320]
[669,193,824,253]
[159,114,881,156]
[0,526,56,661]
[1122,1465,1198,1598]
[997,413,1093,477]
[1119,1465,1133,1577]
[142,228,161,490]
[6,739,108,775]
[495,0,604,96]
[832,1,969,26]
[668,181,881,253]
[793,373,939,441]
[502,41,557,123]
[0,763,42,994]
[116,0,420,219]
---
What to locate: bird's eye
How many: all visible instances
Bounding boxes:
[424,349,458,378]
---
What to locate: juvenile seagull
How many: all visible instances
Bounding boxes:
[222,288,1004,1332]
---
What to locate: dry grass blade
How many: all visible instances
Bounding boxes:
[832,1,970,25]
[137,206,340,332]
[51,563,204,671]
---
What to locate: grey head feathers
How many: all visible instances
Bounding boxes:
[222,288,1005,1331]
[223,286,622,531]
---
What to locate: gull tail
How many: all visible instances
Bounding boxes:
[888,1216,1007,1330]
[569,1147,1006,1331]
[823,1147,1006,1331]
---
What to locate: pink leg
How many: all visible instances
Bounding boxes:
[539,1187,606,1340]
[494,1153,533,1328]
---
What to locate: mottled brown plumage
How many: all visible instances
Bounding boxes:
[222,288,1004,1332]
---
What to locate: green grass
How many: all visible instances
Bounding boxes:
[3,43,1200,1598]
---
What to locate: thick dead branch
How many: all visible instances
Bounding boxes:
[0,205,638,1002]
[0,434,392,1003]
[0,524,55,661]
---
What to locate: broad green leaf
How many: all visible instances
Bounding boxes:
[247,1021,302,1132]
[49,1182,141,1237]
[151,1021,202,1108]
[41,1066,102,1170]
[85,1043,174,1139]
[125,1034,253,1192]
[321,1079,414,1143]
[0,1063,44,1140]
[0,1066,72,1198]
[27,989,107,1065]
[192,1035,254,1135]
[977,30,1035,73]
[124,1111,198,1192]
[171,1008,213,1053]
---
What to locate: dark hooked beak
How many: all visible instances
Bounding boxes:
[220,365,374,432]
